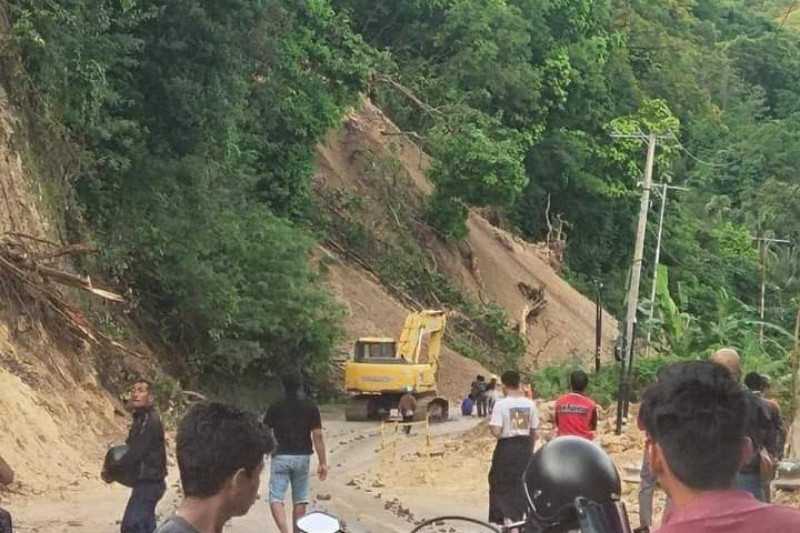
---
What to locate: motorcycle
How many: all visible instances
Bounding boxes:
[296,497,633,533]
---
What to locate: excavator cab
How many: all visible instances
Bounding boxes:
[353,338,398,362]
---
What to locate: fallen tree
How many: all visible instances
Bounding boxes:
[0,232,135,355]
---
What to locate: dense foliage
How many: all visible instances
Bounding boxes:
[335,0,800,385]
[6,0,370,379]
[5,0,800,393]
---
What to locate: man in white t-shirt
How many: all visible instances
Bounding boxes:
[488,370,539,527]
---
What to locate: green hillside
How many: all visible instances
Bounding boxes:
[3,0,799,399]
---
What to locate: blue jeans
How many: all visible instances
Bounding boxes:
[121,480,166,533]
[0,507,11,533]
[638,455,656,528]
[736,472,765,502]
[269,455,311,505]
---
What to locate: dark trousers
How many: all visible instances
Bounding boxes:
[489,437,533,524]
[477,396,488,417]
[0,507,11,533]
[402,414,414,434]
[121,480,166,533]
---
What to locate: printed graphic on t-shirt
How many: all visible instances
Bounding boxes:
[510,407,532,431]
[558,404,590,415]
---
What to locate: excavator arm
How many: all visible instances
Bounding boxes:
[396,310,447,375]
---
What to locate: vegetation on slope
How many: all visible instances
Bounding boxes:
[3,1,800,400]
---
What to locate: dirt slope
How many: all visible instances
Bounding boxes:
[0,70,128,496]
[314,100,617,376]
[320,247,487,400]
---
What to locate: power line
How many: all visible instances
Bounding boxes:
[669,132,733,168]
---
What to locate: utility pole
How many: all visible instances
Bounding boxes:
[622,132,656,372]
[791,305,800,460]
[610,130,669,434]
[594,281,603,373]
[645,182,690,355]
[752,236,791,345]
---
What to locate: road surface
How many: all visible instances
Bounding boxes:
[8,407,484,533]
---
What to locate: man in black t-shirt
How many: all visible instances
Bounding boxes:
[264,375,328,533]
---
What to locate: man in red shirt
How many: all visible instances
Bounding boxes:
[640,360,800,533]
[554,369,598,440]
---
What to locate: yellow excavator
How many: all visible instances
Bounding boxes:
[343,310,449,422]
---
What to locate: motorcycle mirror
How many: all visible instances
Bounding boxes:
[296,511,342,533]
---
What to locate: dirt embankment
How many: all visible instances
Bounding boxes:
[314,100,617,382]
[320,247,487,400]
[0,70,131,497]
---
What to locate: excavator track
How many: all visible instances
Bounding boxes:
[344,397,371,421]
[417,395,449,423]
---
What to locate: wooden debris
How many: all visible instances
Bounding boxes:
[517,282,547,337]
[0,232,128,350]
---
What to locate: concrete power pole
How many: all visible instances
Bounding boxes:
[645,182,690,355]
[623,133,657,371]
[753,236,791,345]
[611,131,670,434]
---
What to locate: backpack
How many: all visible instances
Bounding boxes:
[461,397,475,416]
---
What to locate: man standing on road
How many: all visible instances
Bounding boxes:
[471,375,488,417]
[0,455,13,533]
[155,402,273,533]
[105,379,167,533]
[398,386,417,435]
[710,348,778,501]
[488,370,538,528]
[487,376,500,415]
[744,372,785,502]
[264,375,328,533]
[554,369,598,440]
[640,360,800,532]
[637,406,658,533]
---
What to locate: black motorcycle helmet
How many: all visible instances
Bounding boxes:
[103,444,137,487]
[524,436,622,531]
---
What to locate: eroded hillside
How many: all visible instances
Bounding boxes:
[314,101,617,380]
